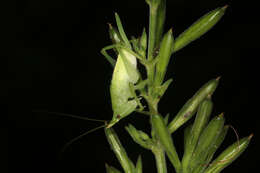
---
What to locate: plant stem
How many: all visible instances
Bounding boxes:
[146,64,154,95]
[146,88,169,173]
[147,98,158,115]
[152,147,167,173]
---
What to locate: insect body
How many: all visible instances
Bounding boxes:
[108,48,139,128]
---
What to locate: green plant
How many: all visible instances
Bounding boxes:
[61,0,252,173]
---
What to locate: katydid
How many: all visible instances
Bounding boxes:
[101,13,146,128]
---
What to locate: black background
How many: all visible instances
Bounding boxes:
[7,0,259,173]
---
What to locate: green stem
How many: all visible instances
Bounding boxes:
[146,91,168,172]
[153,147,167,173]
[146,64,154,96]
[145,94,158,115]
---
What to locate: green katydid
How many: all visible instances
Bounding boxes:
[101,13,147,128]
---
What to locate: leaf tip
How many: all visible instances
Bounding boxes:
[222,5,229,11]
[216,76,221,81]
[248,133,254,140]
[107,22,113,29]
[114,12,119,18]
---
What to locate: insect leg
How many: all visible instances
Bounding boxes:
[100,45,117,67]
[129,82,144,111]
[101,44,146,65]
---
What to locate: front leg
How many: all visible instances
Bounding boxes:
[100,45,117,67]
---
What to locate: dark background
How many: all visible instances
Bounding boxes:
[7,0,259,173]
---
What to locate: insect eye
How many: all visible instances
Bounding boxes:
[116,114,121,119]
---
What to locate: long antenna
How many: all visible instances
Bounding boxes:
[33,110,106,122]
[60,124,107,154]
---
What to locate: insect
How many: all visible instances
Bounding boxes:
[101,13,146,128]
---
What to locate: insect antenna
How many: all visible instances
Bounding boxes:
[60,123,107,155]
[33,110,106,122]
[33,110,108,158]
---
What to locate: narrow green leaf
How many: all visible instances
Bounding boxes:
[115,12,131,48]
[193,125,229,173]
[188,114,225,172]
[105,127,133,173]
[204,134,253,173]
[173,5,228,52]
[168,77,220,134]
[154,29,174,86]
[206,125,229,162]
[190,97,213,144]
[155,78,173,100]
[125,124,153,150]
[136,155,143,173]
[151,114,181,173]
[105,164,122,173]
[182,98,213,173]
[155,0,166,48]
[139,28,147,57]
[183,124,192,153]
[164,113,170,125]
